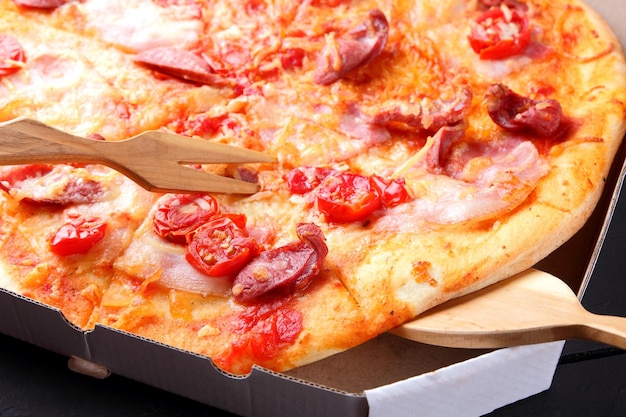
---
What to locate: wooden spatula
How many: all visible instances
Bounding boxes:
[0,117,275,194]
[392,268,626,350]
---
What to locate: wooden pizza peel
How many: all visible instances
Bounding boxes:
[392,268,626,350]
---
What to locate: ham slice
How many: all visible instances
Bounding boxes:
[375,135,548,229]
[371,87,473,133]
[76,0,204,52]
[114,213,232,298]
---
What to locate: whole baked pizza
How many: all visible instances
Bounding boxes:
[0,0,624,375]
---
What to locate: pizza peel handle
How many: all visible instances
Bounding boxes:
[392,269,626,350]
[0,117,275,194]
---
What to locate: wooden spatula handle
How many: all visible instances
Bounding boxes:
[0,117,108,166]
[579,312,626,350]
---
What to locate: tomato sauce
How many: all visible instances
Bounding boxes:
[215,300,303,371]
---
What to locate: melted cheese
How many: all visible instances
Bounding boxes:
[74,0,204,52]
[0,10,209,140]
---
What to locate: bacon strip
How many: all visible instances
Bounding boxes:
[78,0,204,53]
[371,87,473,133]
[376,138,548,229]
[339,102,391,145]
[313,9,389,85]
[114,221,233,298]
[484,83,562,136]
[232,223,328,303]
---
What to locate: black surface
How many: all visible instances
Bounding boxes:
[1,183,626,416]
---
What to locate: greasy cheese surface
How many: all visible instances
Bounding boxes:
[0,0,624,374]
[0,7,215,140]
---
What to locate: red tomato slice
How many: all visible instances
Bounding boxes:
[280,48,306,70]
[316,172,382,223]
[153,194,220,244]
[285,166,336,194]
[186,217,259,277]
[468,6,531,60]
[49,215,107,256]
[0,35,27,77]
[370,175,412,208]
[219,212,248,231]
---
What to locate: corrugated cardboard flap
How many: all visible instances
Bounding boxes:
[0,288,87,358]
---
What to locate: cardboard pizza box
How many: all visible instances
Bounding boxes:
[0,1,624,416]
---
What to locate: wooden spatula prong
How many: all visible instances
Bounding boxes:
[129,130,276,165]
[0,117,272,194]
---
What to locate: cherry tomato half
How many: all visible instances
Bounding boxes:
[219,212,248,231]
[370,175,412,208]
[186,217,259,277]
[316,172,382,223]
[280,48,306,70]
[468,6,531,60]
[49,215,107,256]
[153,194,220,244]
[0,35,27,77]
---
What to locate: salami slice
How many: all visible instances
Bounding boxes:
[485,83,563,136]
[135,47,232,86]
[313,9,389,84]
[232,223,328,303]
[12,0,67,8]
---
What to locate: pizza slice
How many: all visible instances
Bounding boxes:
[92,195,378,374]
[0,9,219,327]
[0,163,155,328]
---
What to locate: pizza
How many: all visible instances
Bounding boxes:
[0,0,624,375]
